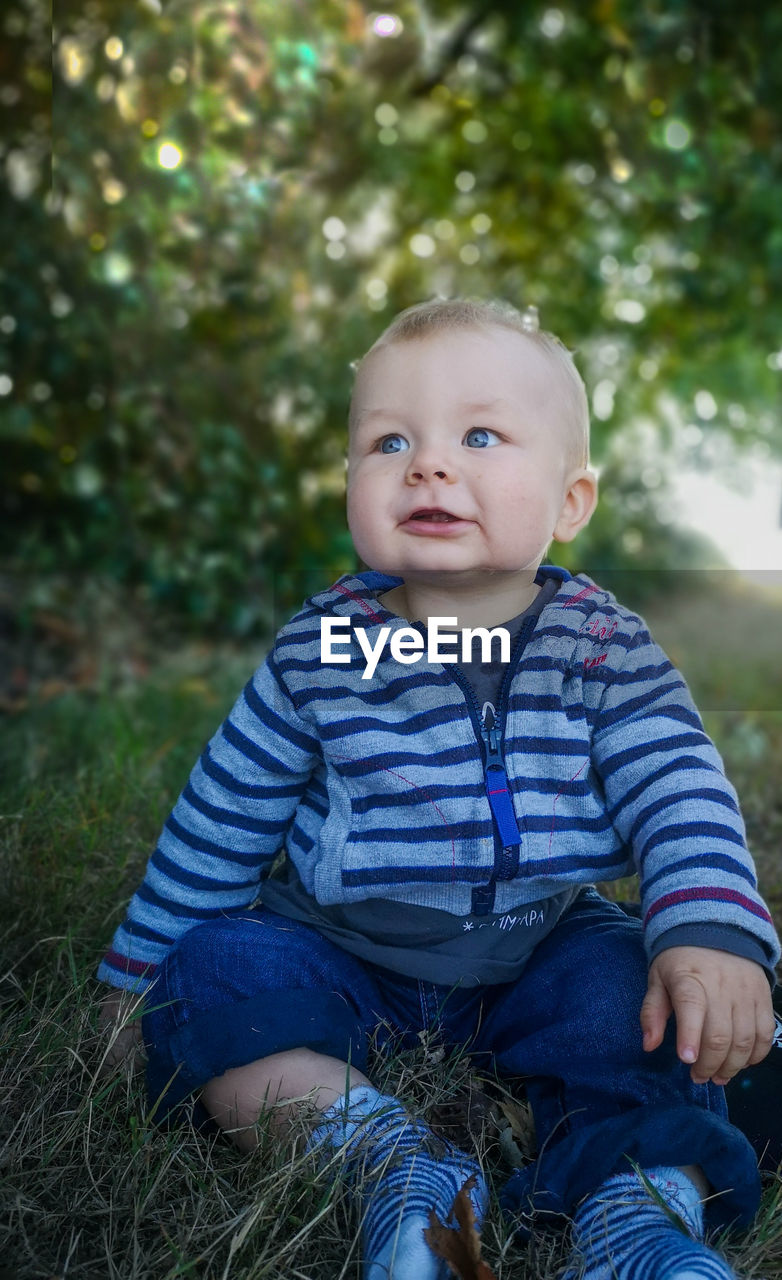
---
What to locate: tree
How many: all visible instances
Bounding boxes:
[4,0,781,628]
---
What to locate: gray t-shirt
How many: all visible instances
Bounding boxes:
[260,578,580,986]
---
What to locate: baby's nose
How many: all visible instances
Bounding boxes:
[407,466,448,481]
[405,447,454,483]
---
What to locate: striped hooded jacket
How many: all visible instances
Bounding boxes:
[98,567,780,990]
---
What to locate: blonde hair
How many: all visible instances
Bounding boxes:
[348,296,590,467]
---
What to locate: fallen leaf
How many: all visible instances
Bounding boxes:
[498,1098,537,1157]
[424,1175,498,1280]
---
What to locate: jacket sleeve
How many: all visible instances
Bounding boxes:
[97,651,321,991]
[589,619,780,975]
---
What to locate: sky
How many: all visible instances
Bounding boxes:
[673,449,782,584]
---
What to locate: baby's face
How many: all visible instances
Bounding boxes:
[347,325,587,585]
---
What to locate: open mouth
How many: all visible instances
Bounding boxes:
[409,509,459,522]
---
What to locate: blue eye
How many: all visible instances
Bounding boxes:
[379,434,409,453]
[465,427,499,448]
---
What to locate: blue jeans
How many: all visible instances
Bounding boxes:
[142,888,760,1232]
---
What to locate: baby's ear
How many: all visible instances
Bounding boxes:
[552,469,598,543]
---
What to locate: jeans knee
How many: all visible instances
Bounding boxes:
[150,909,376,1015]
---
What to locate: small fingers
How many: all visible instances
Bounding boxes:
[709,993,776,1085]
[688,1019,731,1083]
[668,974,708,1071]
[692,996,774,1085]
[753,991,777,1052]
[746,1000,777,1068]
[651,950,774,1087]
[698,1013,756,1085]
[640,972,673,1053]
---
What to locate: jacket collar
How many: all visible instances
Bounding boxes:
[306,565,607,632]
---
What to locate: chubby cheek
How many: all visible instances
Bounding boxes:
[487,484,559,554]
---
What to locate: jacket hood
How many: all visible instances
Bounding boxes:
[304,565,613,636]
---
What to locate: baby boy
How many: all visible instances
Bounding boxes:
[100,298,779,1279]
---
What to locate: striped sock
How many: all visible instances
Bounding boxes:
[562,1166,737,1280]
[308,1084,488,1280]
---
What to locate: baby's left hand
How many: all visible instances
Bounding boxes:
[641,945,775,1085]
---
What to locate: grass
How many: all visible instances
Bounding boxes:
[2,578,781,1278]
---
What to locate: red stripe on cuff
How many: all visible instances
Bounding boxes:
[103,949,158,978]
[644,887,773,927]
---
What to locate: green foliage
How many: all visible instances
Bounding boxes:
[0,645,251,969]
[3,1,782,628]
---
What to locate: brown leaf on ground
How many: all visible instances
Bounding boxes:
[423,1175,498,1280]
[498,1097,537,1157]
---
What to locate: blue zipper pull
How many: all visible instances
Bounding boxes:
[481,725,522,850]
[484,724,502,766]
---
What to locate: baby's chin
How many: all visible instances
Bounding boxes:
[352,537,545,582]
[362,561,539,584]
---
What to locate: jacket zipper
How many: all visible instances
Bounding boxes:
[445,613,539,911]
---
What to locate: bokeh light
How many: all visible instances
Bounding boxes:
[102,178,126,204]
[157,142,183,169]
[462,120,488,144]
[459,244,480,264]
[614,300,646,323]
[593,380,616,419]
[375,103,398,127]
[695,390,718,420]
[372,14,403,37]
[322,217,346,241]
[455,171,476,192]
[540,9,565,38]
[410,233,435,257]
[665,120,691,149]
[58,37,91,84]
[103,252,133,284]
[610,157,633,182]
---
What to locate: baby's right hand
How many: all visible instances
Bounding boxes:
[97,988,146,1075]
